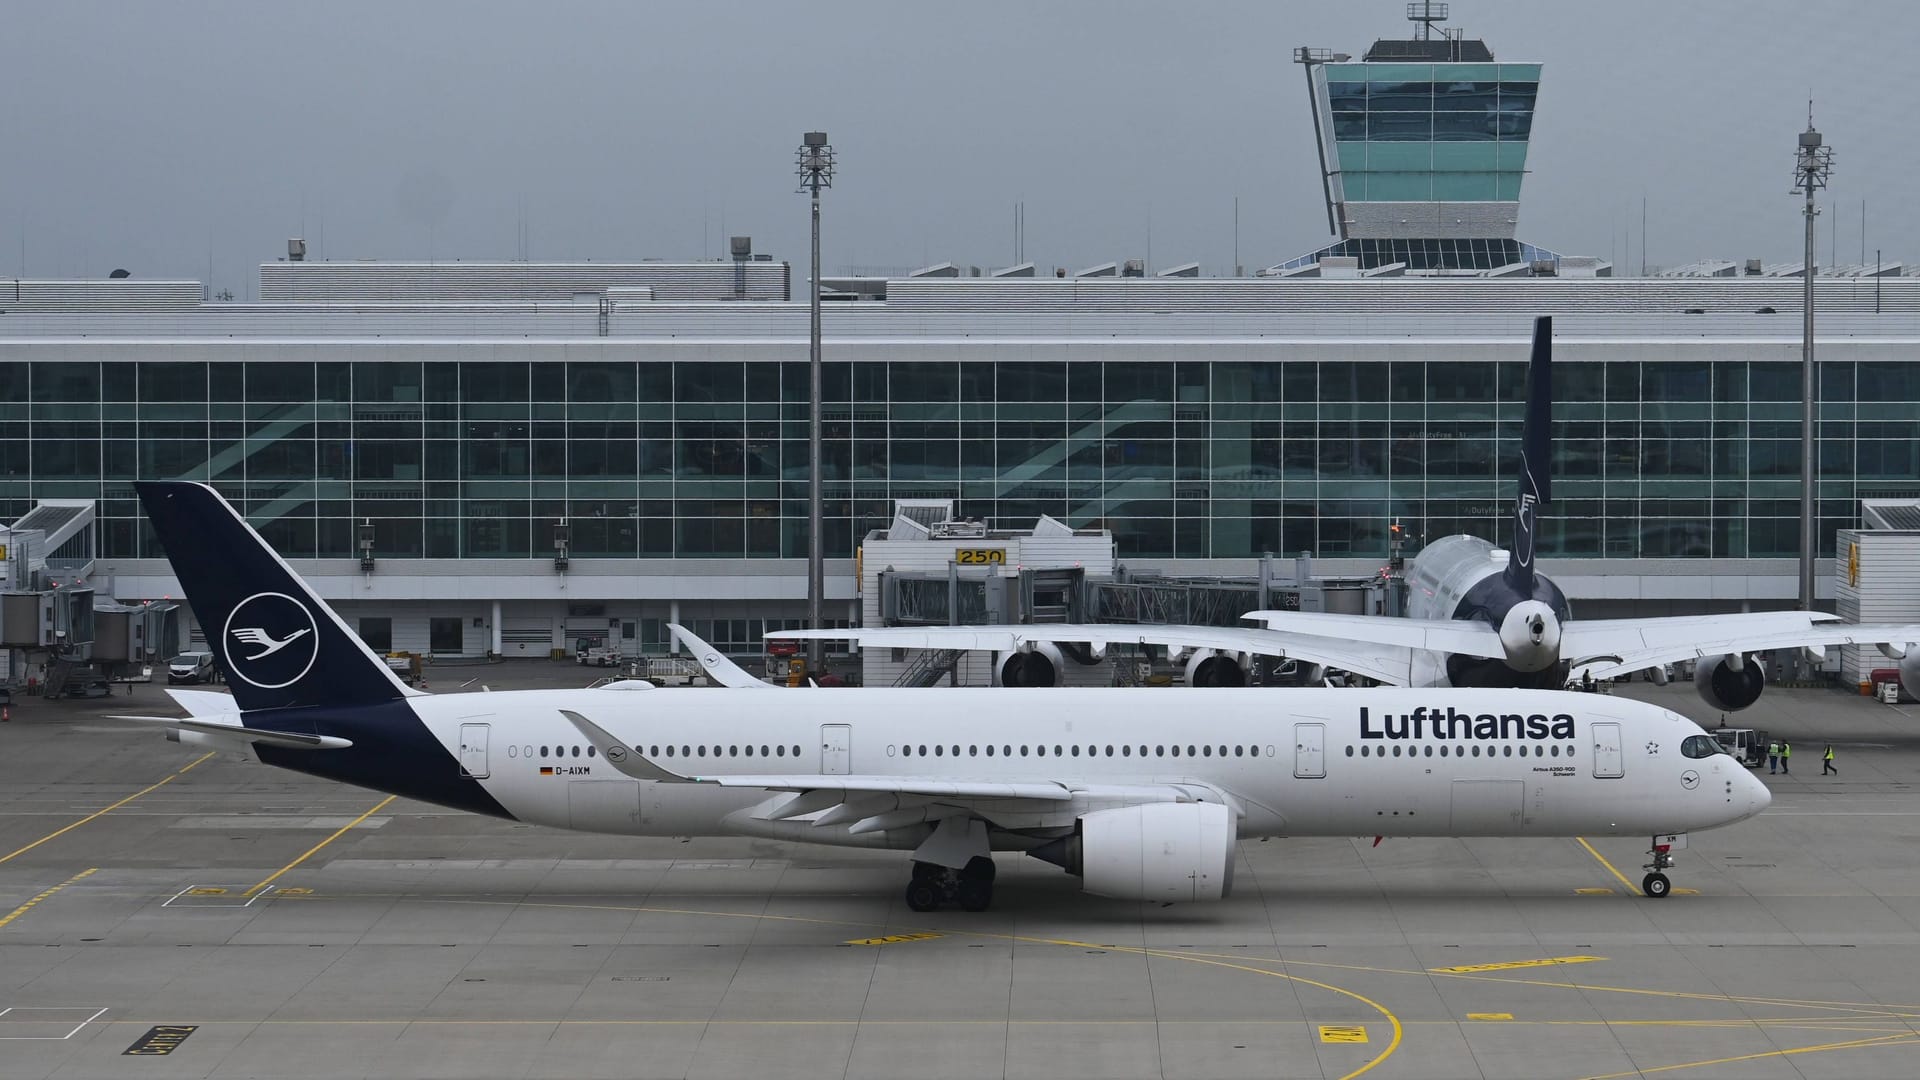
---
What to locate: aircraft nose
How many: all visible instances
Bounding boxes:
[1743,769,1773,818]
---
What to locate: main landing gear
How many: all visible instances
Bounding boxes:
[1642,837,1677,899]
[904,857,996,912]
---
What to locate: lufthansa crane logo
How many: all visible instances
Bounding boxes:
[222,592,320,690]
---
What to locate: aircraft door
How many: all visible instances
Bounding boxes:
[458,723,490,779]
[821,724,851,775]
[1293,722,1326,779]
[1592,721,1624,779]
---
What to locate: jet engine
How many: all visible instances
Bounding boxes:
[993,640,1065,687]
[1695,653,1765,712]
[1498,599,1563,673]
[1893,645,1920,701]
[1029,802,1235,902]
[1184,649,1248,687]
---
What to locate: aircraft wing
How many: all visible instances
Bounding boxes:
[765,624,1417,685]
[1569,621,1920,681]
[1242,610,1509,660]
[1562,611,1843,666]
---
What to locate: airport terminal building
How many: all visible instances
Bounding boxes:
[2,7,1917,664]
[3,267,1919,661]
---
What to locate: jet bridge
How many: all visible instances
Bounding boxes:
[0,500,100,692]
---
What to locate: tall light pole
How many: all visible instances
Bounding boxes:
[796,132,834,670]
[1791,112,1832,612]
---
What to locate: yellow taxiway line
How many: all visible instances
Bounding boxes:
[247,791,397,891]
[0,752,214,866]
[1575,837,1643,896]
[0,867,97,930]
[243,794,395,897]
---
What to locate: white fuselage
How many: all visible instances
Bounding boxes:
[399,685,1767,848]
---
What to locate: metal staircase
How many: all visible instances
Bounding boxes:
[41,657,80,699]
[894,649,963,688]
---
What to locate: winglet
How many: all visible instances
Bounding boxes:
[668,622,777,689]
[559,710,695,783]
[1508,315,1553,594]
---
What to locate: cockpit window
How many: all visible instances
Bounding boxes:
[1681,735,1724,759]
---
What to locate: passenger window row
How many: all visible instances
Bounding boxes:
[651,744,802,759]
[505,744,804,761]
[1346,743,1575,758]
[888,743,1274,759]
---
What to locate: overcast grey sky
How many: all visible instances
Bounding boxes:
[3,1,1913,294]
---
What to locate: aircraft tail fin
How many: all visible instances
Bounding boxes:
[1507,315,1553,594]
[134,482,419,713]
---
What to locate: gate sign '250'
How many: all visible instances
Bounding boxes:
[954,548,1005,565]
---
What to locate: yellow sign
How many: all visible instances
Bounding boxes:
[1849,542,1860,588]
[1318,1025,1369,1044]
[123,1025,197,1056]
[954,548,1005,565]
[846,931,942,946]
[1431,955,1604,974]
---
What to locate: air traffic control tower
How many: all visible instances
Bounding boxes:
[1280,3,1561,273]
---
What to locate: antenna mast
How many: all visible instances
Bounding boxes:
[1790,103,1833,613]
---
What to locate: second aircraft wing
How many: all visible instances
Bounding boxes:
[764,623,1417,685]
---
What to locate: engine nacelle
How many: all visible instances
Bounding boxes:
[1498,600,1563,673]
[1184,650,1248,687]
[993,640,1064,687]
[1032,802,1235,902]
[1902,648,1920,702]
[1695,653,1766,712]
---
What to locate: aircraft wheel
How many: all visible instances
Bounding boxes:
[962,856,997,883]
[1642,873,1671,899]
[956,879,993,912]
[904,878,943,912]
[910,861,942,882]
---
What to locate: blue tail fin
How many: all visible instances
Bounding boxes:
[135,482,416,712]
[1507,316,1553,594]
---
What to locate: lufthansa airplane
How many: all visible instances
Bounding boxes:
[117,481,1769,910]
[776,317,1920,714]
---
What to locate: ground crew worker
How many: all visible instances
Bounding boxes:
[1780,740,1791,774]
[1823,743,1836,775]
[1767,740,1781,774]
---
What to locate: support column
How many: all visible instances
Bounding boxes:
[669,600,682,654]
[490,599,502,657]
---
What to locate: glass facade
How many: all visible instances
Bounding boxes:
[4,355,1915,564]
[1321,61,1539,205]
[1273,238,1562,272]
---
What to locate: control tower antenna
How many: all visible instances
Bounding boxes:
[1408,1,1450,41]
[1790,102,1833,614]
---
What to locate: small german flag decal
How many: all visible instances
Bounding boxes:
[539,767,554,776]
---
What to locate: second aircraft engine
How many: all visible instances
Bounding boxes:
[1694,653,1766,712]
[1902,648,1920,701]
[993,640,1065,687]
[1029,802,1235,902]
[1184,650,1249,687]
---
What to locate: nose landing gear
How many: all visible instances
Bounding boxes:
[904,857,997,912]
[1642,839,1676,899]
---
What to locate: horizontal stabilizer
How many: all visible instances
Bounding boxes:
[104,714,353,750]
